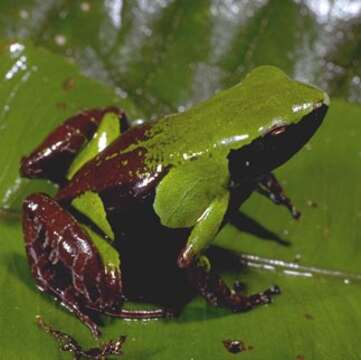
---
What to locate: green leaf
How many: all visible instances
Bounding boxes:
[0,40,361,358]
[0,40,140,211]
[0,2,360,359]
[0,1,360,115]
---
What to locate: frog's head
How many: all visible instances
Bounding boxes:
[228,66,329,182]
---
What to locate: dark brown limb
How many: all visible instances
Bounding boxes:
[50,286,101,338]
[23,193,124,338]
[257,173,300,219]
[21,107,127,184]
[187,265,280,311]
[36,316,126,359]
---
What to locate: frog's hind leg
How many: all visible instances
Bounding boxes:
[22,193,123,338]
[187,263,280,312]
[20,107,127,184]
[257,172,300,219]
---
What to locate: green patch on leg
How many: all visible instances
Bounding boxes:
[197,255,211,272]
[67,112,121,179]
[82,225,120,272]
[153,157,229,228]
[186,191,230,256]
[72,191,115,241]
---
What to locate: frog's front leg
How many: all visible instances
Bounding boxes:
[23,193,124,338]
[187,264,280,311]
[177,192,230,269]
[257,173,300,219]
[177,192,279,311]
[21,107,127,183]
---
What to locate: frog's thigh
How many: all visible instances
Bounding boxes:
[177,191,230,268]
[23,193,122,337]
[21,107,126,183]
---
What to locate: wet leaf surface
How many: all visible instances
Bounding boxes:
[0,2,360,359]
[0,0,360,117]
[0,40,140,211]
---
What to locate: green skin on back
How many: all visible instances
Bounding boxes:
[150,66,328,231]
[69,65,329,269]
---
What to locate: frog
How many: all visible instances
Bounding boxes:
[20,66,329,338]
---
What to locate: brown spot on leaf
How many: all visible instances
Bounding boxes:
[322,226,331,239]
[305,313,314,320]
[36,315,126,358]
[63,77,76,91]
[296,355,305,360]
[56,102,67,110]
[223,339,252,354]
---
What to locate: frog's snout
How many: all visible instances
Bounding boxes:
[228,102,328,182]
[322,91,330,107]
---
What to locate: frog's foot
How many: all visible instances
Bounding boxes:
[23,193,124,338]
[257,172,300,219]
[36,316,126,359]
[187,265,280,311]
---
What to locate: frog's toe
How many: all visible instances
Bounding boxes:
[187,264,281,313]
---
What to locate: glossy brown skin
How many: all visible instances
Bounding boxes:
[56,123,165,207]
[20,107,127,184]
[23,193,124,337]
[21,105,327,337]
[21,109,174,337]
[36,316,126,359]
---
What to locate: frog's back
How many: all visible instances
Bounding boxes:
[56,123,167,207]
[136,66,327,170]
[57,66,326,207]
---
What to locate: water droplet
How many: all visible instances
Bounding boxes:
[352,76,361,85]
[59,10,68,19]
[115,87,128,98]
[294,254,302,262]
[141,26,152,36]
[131,118,145,127]
[19,9,29,19]
[54,34,67,47]
[9,43,25,59]
[80,2,91,12]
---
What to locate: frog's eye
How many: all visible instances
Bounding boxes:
[269,125,287,137]
[228,103,328,182]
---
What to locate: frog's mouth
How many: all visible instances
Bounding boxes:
[228,103,328,182]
